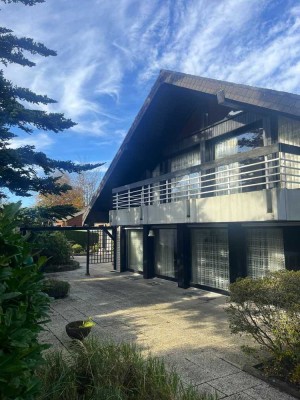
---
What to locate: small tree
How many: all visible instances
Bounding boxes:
[36,173,85,209]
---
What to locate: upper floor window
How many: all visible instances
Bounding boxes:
[278,116,300,147]
[170,148,201,172]
[214,126,264,161]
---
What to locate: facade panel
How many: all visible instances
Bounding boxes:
[246,228,285,278]
[191,228,230,290]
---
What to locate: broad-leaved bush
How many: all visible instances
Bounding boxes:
[32,231,72,267]
[0,203,50,399]
[227,270,300,385]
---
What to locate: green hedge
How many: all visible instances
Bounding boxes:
[0,203,50,399]
[64,230,99,250]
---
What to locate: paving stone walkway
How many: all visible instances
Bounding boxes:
[40,257,297,400]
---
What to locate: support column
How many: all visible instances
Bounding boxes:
[282,226,300,271]
[86,229,90,276]
[177,224,190,289]
[112,226,117,270]
[228,223,247,283]
[143,226,155,279]
[120,227,127,272]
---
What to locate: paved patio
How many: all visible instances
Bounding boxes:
[40,257,296,400]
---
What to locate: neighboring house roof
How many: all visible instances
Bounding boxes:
[64,210,85,221]
[56,209,86,226]
[84,70,300,224]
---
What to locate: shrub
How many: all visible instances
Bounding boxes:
[32,231,72,266]
[71,243,84,254]
[43,279,70,299]
[37,338,215,400]
[227,270,300,385]
[0,203,50,400]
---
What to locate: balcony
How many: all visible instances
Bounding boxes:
[111,144,300,225]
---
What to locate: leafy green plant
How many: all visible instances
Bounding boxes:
[80,317,95,328]
[42,279,70,299]
[32,231,72,266]
[71,243,84,254]
[31,232,80,273]
[0,202,50,400]
[227,270,300,385]
[37,338,216,400]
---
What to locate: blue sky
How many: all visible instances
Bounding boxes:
[2,0,300,205]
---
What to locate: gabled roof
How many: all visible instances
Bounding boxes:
[84,70,300,223]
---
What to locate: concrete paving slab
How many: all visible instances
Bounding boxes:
[194,383,225,399]
[39,260,298,400]
[208,371,262,396]
[223,393,254,400]
[245,382,297,400]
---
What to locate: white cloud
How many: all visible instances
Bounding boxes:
[2,0,300,170]
[9,133,54,151]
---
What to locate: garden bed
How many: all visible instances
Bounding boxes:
[243,363,300,399]
[42,260,80,273]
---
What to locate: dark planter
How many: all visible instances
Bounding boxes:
[66,320,92,340]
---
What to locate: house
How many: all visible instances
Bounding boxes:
[84,70,300,294]
[56,210,85,227]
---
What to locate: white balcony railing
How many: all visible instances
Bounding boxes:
[113,152,300,210]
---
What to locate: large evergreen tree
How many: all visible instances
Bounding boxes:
[0,0,103,199]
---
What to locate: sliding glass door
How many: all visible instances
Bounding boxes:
[127,229,143,272]
[154,229,177,278]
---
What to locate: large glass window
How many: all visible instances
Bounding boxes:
[279,116,300,147]
[246,228,285,279]
[214,126,265,195]
[127,230,143,272]
[154,229,177,278]
[278,117,300,189]
[170,148,201,172]
[169,148,201,201]
[191,229,229,290]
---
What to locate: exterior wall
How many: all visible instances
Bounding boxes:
[110,188,300,226]
[109,100,300,293]
[114,223,300,294]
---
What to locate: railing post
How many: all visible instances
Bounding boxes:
[128,189,130,209]
[86,228,90,276]
[166,179,169,202]
[116,193,119,210]
[199,172,201,198]
[280,152,287,189]
[141,186,144,206]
